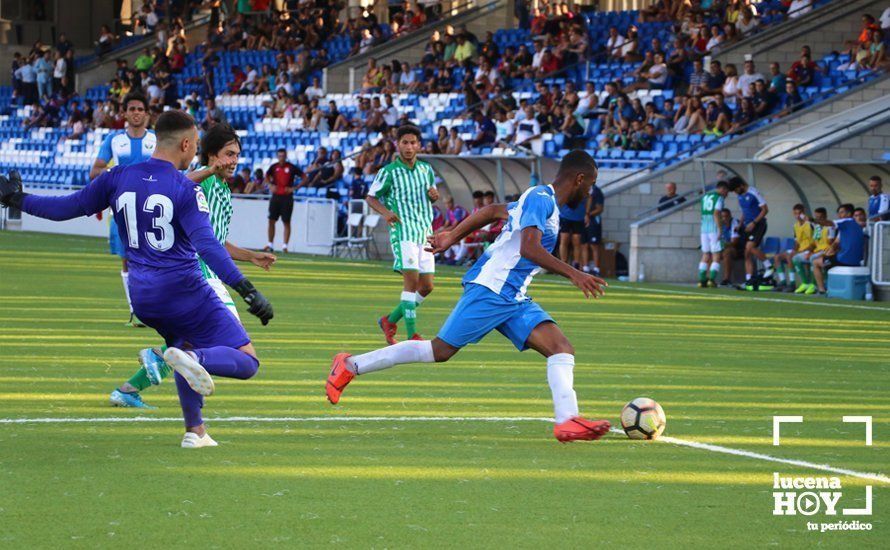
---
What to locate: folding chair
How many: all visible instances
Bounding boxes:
[331,213,363,258]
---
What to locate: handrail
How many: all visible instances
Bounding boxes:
[761,96,890,160]
[633,184,712,220]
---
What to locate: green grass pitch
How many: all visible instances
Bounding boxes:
[0,231,887,547]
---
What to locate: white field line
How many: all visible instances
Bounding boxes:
[1,415,887,484]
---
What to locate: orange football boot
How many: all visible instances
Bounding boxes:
[378,316,399,345]
[326,353,354,405]
[553,417,611,443]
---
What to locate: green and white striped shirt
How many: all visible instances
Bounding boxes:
[196,167,233,280]
[368,156,437,244]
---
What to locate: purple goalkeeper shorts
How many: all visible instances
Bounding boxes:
[127,265,250,350]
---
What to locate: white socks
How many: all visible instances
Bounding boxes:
[400,290,415,303]
[415,292,426,306]
[709,261,720,278]
[547,353,579,424]
[120,271,133,313]
[349,340,435,375]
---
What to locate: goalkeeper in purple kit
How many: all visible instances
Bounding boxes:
[0,111,273,448]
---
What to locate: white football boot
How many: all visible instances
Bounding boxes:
[181,432,219,449]
[163,347,215,396]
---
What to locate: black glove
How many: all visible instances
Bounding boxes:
[0,171,25,209]
[233,279,273,325]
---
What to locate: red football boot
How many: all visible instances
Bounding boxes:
[378,316,399,345]
[326,353,354,405]
[553,417,611,443]
[409,333,424,341]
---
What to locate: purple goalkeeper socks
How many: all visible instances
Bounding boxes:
[175,347,260,428]
[192,346,260,380]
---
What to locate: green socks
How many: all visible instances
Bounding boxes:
[388,291,425,335]
[403,300,417,337]
[124,346,171,392]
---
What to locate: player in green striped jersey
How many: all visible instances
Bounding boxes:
[698,181,729,287]
[366,125,439,344]
[109,124,277,409]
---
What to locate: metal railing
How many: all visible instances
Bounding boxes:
[871,221,890,286]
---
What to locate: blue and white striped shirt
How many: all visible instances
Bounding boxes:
[463,185,560,302]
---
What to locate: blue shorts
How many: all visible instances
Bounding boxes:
[437,283,554,351]
[129,266,250,350]
[108,217,126,259]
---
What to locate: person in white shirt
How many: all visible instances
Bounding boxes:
[605,27,626,60]
[880,7,890,30]
[52,50,67,95]
[737,60,764,98]
[399,62,417,91]
[531,38,546,70]
[382,94,400,127]
[788,0,812,19]
[494,109,515,145]
[305,76,324,100]
[513,104,542,155]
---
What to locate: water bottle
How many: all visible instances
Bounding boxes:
[638,263,646,283]
[865,282,873,302]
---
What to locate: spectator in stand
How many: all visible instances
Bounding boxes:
[33,50,53,101]
[361,58,384,93]
[95,25,115,57]
[55,32,74,57]
[751,80,775,118]
[51,50,66,96]
[605,26,626,60]
[442,196,468,233]
[721,63,741,108]
[625,52,668,91]
[453,33,478,68]
[657,182,686,212]
[230,167,252,194]
[861,29,886,70]
[868,175,890,221]
[306,149,344,189]
[812,204,866,292]
[467,110,496,149]
[738,60,765,99]
[264,148,303,253]
[843,13,880,62]
[728,98,755,133]
[767,62,786,94]
[778,80,803,117]
[513,103,542,153]
[687,59,708,96]
[788,52,819,86]
[736,7,759,35]
[446,127,466,154]
[704,94,732,135]
[14,56,38,106]
[701,59,726,96]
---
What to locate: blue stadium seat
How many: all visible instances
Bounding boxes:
[762,237,781,256]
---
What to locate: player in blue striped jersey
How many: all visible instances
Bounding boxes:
[89,92,157,327]
[326,151,611,443]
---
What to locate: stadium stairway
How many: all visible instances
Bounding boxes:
[621,73,890,283]
[713,0,887,67]
[324,0,511,93]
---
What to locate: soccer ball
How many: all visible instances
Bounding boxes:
[620,397,666,440]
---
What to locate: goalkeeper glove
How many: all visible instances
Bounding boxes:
[0,171,25,209]
[233,279,273,325]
